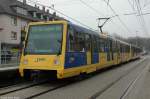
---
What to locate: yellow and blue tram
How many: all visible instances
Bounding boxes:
[19,20,142,79]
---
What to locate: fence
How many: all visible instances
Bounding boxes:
[0,50,21,67]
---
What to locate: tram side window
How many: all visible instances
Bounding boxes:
[85,34,91,51]
[104,38,109,52]
[124,45,126,53]
[93,36,99,53]
[67,26,74,51]
[125,45,127,53]
[106,39,110,52]
[122,45,124,53]
[116,42,120,53]
[112,40,116,52]
[109,40,113,52]
[120,44,123,53]
[123,45,125,53]
[123,45,126,53]
[110,40,114,60]
[74,32,86,52]
[107,39,111,61]
[125,45,128,53]
[126,45,130,53]
[79,33,86,52]
[120,44,122,53]
[67,26,86,52]
[99,38,105,52]
[96,37,100,52]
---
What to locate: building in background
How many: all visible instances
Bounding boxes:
[0,0,63,51]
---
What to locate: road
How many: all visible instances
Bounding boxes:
[0,56,149,99]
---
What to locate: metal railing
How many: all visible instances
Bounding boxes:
[0,50,21,67]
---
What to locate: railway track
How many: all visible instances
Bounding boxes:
[0,79,26,89]
[25,82,72,99]
[89,57,148,99]
[0,58,147,99]
[0,78,73,99]
[120,60,149,99]
[0,79,50,95]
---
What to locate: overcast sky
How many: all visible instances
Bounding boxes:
[26,0,150,38]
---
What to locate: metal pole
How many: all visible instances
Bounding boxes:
[136,31,138,46]
[0,41,1,65]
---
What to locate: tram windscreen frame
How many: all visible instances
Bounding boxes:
[24,24,63,55]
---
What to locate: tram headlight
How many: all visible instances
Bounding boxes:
[23,59,28,65]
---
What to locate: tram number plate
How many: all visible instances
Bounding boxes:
[34,58,46,62]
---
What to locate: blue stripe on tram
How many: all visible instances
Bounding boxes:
[64,52,87,69]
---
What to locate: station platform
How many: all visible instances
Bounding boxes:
[0,66,18,72]
[0,65,19,78]
[0,64,18,71]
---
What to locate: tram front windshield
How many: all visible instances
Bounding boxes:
[25,24,63,54]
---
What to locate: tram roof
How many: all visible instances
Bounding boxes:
[68,22,100,36]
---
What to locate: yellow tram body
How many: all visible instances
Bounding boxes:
[19,20,142,79]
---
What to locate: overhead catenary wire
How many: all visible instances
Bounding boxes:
[127,1,150,38]
[102,0,132,35]
[128,0,135,10]
[126,0,150,47]
[79,0,127,35]
[143,0,150,7]
[28,0,121,34]
[27,0,96,31]
[79,0,111,33]
[137,12,150,16]
[28,0,149,37]
[79,0,105,16]
[127,0,146,35]
[134,0,149,36]
[107,0,110,6]
[136,0,146,29]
